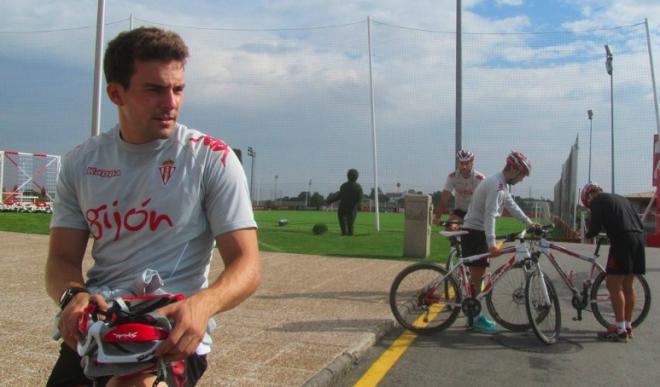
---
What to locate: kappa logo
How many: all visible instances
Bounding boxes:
[159,159,176,185]
[87,167,122,178]
[190,135,230,166]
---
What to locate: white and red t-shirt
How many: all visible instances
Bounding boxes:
[442,169,485,212]
[51,124,256,296]
[463,171,532,248]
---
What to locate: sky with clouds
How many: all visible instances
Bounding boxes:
[1,0,660,201]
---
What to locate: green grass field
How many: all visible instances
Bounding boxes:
[0,211,527,261]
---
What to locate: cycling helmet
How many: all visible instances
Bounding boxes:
[456,149,475,162]
[506,151,531,176]
[580,182,602,208]
[77,293,183,379]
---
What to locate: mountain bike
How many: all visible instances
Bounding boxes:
[389,228,560,342]
[522,225,651,344]
[437,221,537,332]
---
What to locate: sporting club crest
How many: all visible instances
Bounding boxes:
[159,159,176,185]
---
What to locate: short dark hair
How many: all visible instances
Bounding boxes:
[104,27,189,88]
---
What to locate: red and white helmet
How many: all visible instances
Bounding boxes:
[456,149,475,162]
[77,293,183,378]
[580,182,602,208]
[506,151,531,176]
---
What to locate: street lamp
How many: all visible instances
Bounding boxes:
[587,109,593,182]
[247,146,255,201]
[605,44,614,193]
[274,175,278,205]
[306,179,312,207]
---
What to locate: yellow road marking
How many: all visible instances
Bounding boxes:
[354,299,448,386]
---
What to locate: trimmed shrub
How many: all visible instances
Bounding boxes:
[312,223,328,235]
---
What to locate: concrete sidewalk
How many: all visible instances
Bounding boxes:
[0,231,409,386]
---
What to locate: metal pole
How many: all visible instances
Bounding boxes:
[247,147,255,202]
[645,19,660,135]
[587,109,593,182]
[307,179,312,207]
[274,175,278,204]
[91,0,105,137]
[455,0,462,167]
[129,13,134,30]
[605,45,614,193]
[367,16,380,231]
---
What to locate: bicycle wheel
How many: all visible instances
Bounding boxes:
[389,263,462,334]
[590,272,651,328]
[525,269,561,344]
[486,265,532,332]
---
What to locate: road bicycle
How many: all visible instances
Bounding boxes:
[389,228,560,342]
[520,225,651,344]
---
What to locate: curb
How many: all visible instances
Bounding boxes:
[301,319,396,387]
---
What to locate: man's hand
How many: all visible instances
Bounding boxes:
[155,297,212,361]
[58,293,107,350]
[489,245,501,257]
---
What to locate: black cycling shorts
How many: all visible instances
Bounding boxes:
[46,343,207,387]
[606,232,646,275]
[461,228,489,267]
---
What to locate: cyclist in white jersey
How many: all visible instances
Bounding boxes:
[461,151,538,334]
[433,149,484,229]
[45,27,261,387]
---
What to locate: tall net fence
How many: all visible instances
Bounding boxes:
[1,18,657,211]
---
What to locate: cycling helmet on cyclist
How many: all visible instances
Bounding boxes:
[456,149,475,162]
[580,182,603,208]
[506,151,531,176]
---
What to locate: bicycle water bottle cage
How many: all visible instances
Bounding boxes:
[77,293,184,378]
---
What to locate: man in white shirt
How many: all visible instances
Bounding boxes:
[433,149,485,229]
[45,27,261,387]
[461,151,538,334]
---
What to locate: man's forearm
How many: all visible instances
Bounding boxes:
[45,258,86,303]
[194,255,260,316]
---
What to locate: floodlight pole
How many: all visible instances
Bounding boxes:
[605,45,614,194]
[367,16,381,231]
[247,147,255,202]
[91,0,105,137]
[307,179,312,207]
[587,109,593,182]
[455,0,463,168]
[274,175,278,205]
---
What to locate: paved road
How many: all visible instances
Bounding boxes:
[338,243,660,387]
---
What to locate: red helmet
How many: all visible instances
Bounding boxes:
[456,149,475,162]
[506,151,531,176]
[581,182,602,208]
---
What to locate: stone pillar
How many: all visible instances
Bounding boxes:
[404,193,432,258]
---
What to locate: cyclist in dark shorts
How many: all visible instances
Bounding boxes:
[433,149,484,230]
[461,151,538,334]
[582,183,646,342]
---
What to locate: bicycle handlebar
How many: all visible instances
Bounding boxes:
[496,223,555,243]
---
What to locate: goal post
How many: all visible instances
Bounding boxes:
[1,150,60,204]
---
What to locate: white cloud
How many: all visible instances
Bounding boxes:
[496,0,524,6]
[0,0,657,197]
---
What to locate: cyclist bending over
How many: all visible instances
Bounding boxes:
[461,151,539,334]
[433,149,485,230]
[582,183,646,342]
